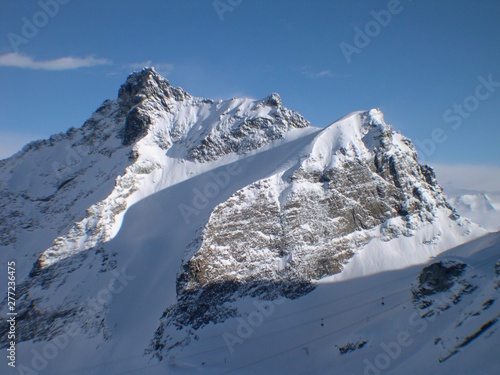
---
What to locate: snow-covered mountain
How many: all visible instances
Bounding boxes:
[448,193,500,232]
[0,68,498,375]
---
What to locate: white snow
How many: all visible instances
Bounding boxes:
[448,193,500,232]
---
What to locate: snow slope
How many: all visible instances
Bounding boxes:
[18,231,497,375]
[448,193,500,232]
[159,232,500,375]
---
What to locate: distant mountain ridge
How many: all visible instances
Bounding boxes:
[448,193,500,232]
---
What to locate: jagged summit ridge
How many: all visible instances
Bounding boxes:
[117,67,186,101]
[265,92,282,107]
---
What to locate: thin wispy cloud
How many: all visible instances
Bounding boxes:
[300,67,351,80]
[129,60,174,77]
[0,53,111,71]
[303,69,334,79]
[212,91,256,101]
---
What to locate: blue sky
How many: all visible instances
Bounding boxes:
[0,0,499,177]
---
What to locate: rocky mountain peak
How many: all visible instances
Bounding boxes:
[118,67,190,104]
[265,92,282,107]
[117,68,189,146]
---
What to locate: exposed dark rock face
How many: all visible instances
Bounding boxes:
[416,261,467,296]
[179,113,447,289]
[412,260,477,316]
[187,94,310,162]
[0,248,116,347]
[115,68,309,158]
[338,339,368,355]
[147,279,315,359]
[123,106,153,146]
[118,68,190,146]
[118,68,189,105]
